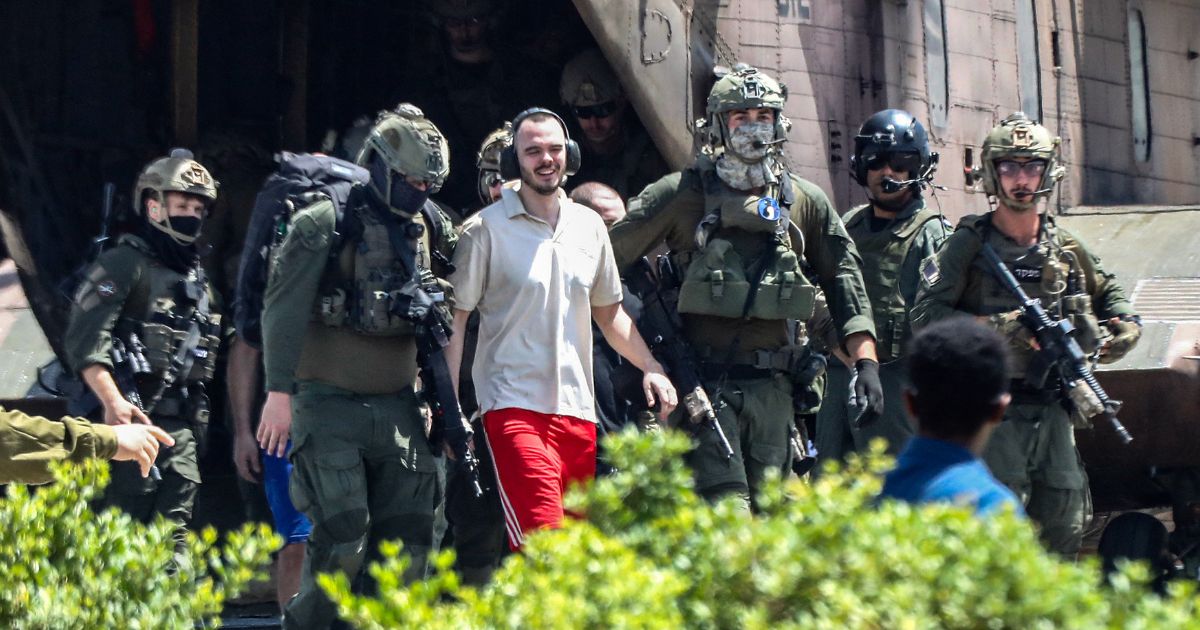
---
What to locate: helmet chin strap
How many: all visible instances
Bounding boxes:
[146,200,201,245]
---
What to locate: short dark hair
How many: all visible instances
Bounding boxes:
[905,317,1010,440]
[569,181,619,210]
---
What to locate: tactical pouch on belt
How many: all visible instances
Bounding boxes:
[190,390,211,457]
[678,238,815,320]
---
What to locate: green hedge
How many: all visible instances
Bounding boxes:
[0,460,278,628]
[324,432,1200,629]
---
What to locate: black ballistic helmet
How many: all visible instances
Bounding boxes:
[850,109,935,187]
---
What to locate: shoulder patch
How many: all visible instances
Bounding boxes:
[921,255,942,286]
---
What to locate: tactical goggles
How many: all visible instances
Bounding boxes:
[481,171,504,188]
[995,159,1047,177]
[865,151,923,174]
[571,101,619,120]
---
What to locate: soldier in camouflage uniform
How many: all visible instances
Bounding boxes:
[559,48,669,200]
[911,112,1142,556]
[64,149,222,530]
[817,110,950,463]
[609,65,883,507]
[257,106,458,629]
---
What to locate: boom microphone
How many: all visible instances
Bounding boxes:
[881,177,922,193]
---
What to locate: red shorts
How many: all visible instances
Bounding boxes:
[482,407,597,550]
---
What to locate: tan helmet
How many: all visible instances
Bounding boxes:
[697,63,791,150]
[977,112,1066,209]
[133,148,217,245]
[357,103,450,217]
[560,48,622,107]
[476,123,512,203]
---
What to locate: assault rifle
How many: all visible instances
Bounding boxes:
[979,242,1133,444]
[386,219,484,498]
[110,333,163,480]
[625,255,734,461]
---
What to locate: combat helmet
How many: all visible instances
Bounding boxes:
[977,111,1065,209]
[133,148,218,245]
[560,48,622,107]
[476,123,512,203]
[849,109,938,190]
[357,103,450,217]
[698,64,791,150]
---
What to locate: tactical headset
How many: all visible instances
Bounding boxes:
[499,107,581,181]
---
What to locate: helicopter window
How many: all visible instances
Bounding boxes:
[1016,0,1042,121]
[1127,8,1152,163]
[923,0,949,131]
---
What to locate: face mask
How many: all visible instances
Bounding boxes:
[714,154,770,191]
[389,176,430,216]
[725,122,775,162]
[168,215,203,238]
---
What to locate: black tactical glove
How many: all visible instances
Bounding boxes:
[852,358,885,428]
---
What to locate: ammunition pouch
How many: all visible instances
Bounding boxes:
[678,238,816,320]
[1061,293,1104,355]
[140,316,221,384]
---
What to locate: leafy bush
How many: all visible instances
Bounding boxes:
[324,431,1200,629]
[0,460,279,628]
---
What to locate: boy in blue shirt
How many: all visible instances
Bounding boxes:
[880,317,1023,517]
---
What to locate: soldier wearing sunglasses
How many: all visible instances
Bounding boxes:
[559,49,668,200]
[911,112,1141,557]
[816,109,950,465]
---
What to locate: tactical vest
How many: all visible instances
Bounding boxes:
[963,214,1105,372]
[313,199,441,337]
[843,203,944,363]
[112,236,221,389]
[676,165,817,322]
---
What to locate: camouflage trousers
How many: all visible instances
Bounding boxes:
[684,373,793,509]
[815,361,914,464]
[103,416,199,528]
[984,401,1092,557]
[283,382,442,630]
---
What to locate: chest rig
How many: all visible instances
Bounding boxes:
[315,196,442,336]
[113,238,221,404]
[972,215,1105,360]
[844,202,943,362]
[676,164,816,322]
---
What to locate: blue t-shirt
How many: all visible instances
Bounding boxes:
[879,436,1024,517]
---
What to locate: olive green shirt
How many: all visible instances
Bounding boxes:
[262,199,457,394]
[841,199,950,362]
[62,235,181,375]
[0,407,117,485]
[609,168,875,354]
[910,213,1135,373]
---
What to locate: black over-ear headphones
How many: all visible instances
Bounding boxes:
[499,107,581,181]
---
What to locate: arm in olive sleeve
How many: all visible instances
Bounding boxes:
[909,229,982,330]
[0,407,118,485]
[261,200,335,393]
[609,172,697,273]
[1074,237,1137,320]
[791,181,875,341]
[62,250,142,374]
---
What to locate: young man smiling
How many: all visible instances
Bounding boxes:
[447,108,676,549]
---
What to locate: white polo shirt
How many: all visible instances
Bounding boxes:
[451,187,623,423]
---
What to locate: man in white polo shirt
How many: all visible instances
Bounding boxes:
[447,107,676,549]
